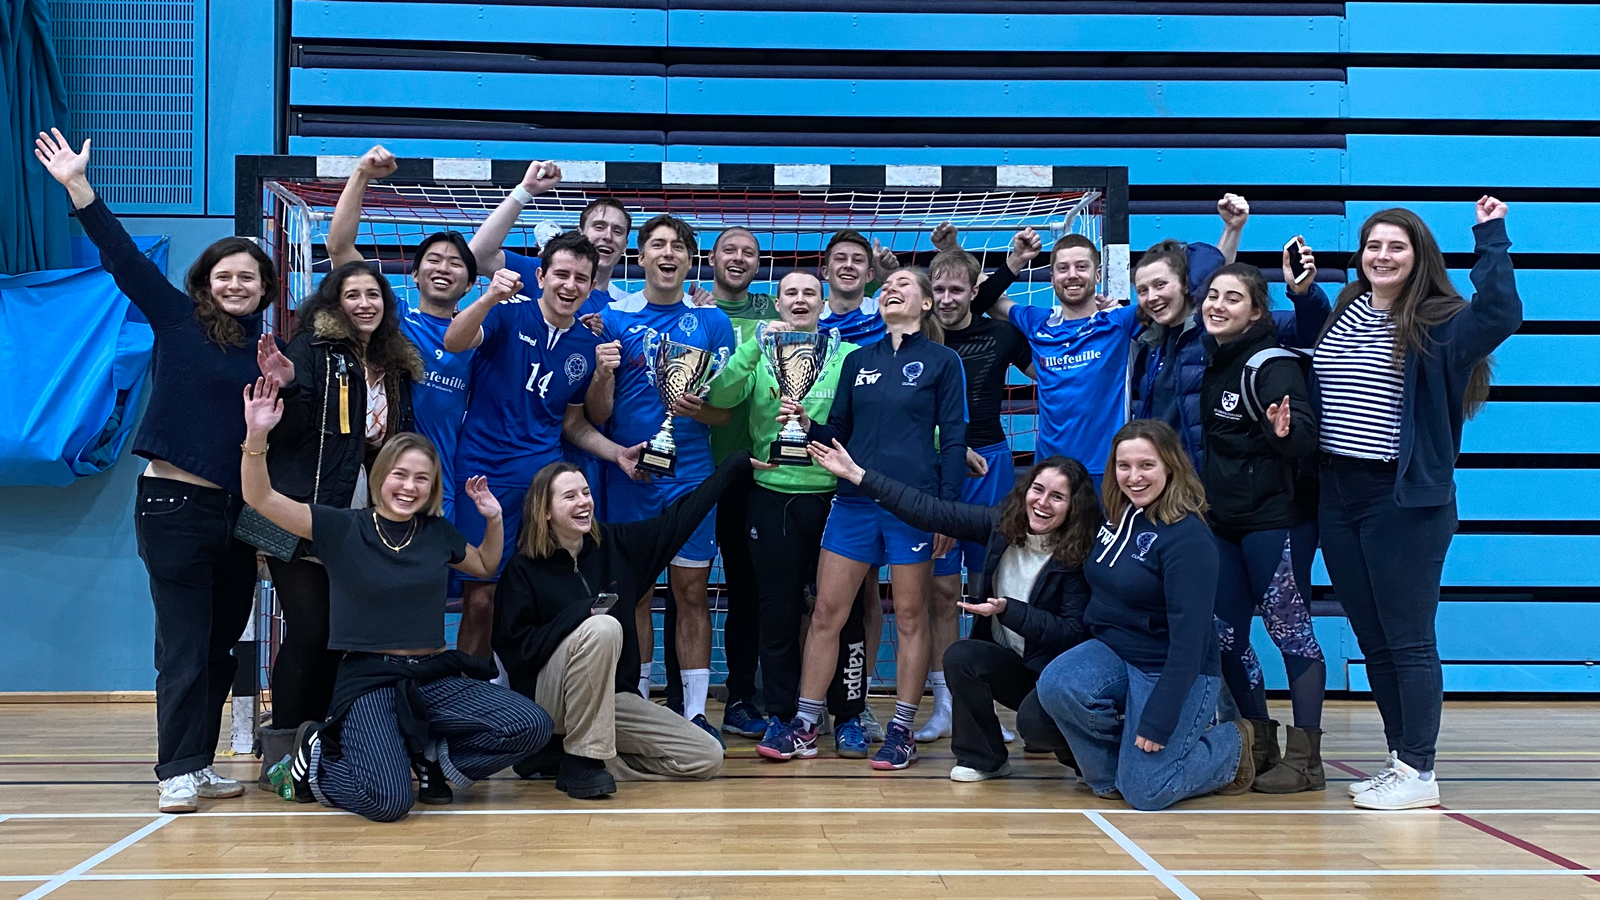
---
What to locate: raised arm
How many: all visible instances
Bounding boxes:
[467,160,562,275]
[1257,359,1318,459]
[1273,240,1331,348]
[1447,197,1522,367]
[325,146,397,267]
[1216,193,1249,264]
[585,337,621,425]
[241,376,313,539]
[853,466,997,543]
[443,268,521,353]
[615,454,754,585]
[35,129,192,327]
[453,476,505,579]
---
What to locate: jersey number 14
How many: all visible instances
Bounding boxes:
[526,363,552,398]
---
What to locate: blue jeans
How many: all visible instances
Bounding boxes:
[1037,639,1242,810]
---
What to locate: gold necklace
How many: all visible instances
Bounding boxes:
[372,509,418,552]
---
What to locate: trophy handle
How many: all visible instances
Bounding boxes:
[822,327,841,367]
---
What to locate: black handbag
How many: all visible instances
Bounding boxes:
[234,504,299,560]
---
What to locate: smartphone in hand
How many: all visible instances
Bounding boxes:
[1284,237,1311,287]
[592,592,619,614]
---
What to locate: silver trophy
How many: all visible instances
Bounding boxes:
[759,324,841,465]
[638,338,718,477]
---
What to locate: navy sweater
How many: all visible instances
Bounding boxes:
[1310,218,1522,507]
[1083,506,1220,745]
[808,331,968,502]
[77,198,267,495]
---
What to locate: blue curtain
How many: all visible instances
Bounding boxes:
[1,0,71,275]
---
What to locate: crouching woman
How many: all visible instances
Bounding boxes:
[240,376,551,821]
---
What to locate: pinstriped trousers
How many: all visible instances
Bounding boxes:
[313,676,552,822]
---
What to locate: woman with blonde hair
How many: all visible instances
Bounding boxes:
[1036,419,1255,809]
[240,378,550,822]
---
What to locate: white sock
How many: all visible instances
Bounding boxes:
[682,668,710,720]
[1419,770,1435,782]
[639,663,652,699]
[929,671,951,711]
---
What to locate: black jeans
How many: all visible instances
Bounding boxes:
[717,475,761,707]
[944,639,1039,773]
[265,556,343,729]
[748,485,865,723]
[1319,458,1456,771]
[133,476,258,780]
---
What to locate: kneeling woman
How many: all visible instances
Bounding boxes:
[1037,420,1254,809]
[811,444,1099,782]
[492,453,759,798]
[241,378,551,822]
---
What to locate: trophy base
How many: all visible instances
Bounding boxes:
[638,447,677,477]
[769,439,812,466]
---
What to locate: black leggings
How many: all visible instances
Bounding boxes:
[748,485,865,723]
[266,556,342,728]
[717,475,761,707]
[1213,522,1326,729]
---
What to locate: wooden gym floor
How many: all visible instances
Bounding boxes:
[2,698,1599,899]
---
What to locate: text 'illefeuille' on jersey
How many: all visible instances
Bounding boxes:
[1009,303,1140,474]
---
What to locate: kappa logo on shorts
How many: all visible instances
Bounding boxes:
[677,312,699,335]
[564,353,588,383]
[1132,532,1158,561]
[855,368,883,386]
[901,361,924,385]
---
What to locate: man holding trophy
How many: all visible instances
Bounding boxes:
[705,271,875,756]
[591,215,737,744]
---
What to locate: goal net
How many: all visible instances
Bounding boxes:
[237,157,1128,701]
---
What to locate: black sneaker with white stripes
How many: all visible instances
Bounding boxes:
[413,757,453,805]
[289,721,322,804]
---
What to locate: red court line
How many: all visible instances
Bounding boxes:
[1331,760,1600,883]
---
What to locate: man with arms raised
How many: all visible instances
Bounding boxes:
[441,234,644,657]
[988,234,1136,491]
[589,215,737,743]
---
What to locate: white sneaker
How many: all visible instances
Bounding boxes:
[950,762,1011,783]
[1348,751,1401,797]
[158,773,199,813]
[1352,761,1440,810]
[914,707,952,742]
[859,705,885,743]
[194,766,244,799]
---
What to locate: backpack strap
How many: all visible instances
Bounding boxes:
[1241,347,1313,422]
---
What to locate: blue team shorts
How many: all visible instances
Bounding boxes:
[605,468,717,565]
[453,478,531,583]
[935,441,1017,577]
[820,494,935,566]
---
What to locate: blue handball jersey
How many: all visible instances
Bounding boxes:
[503,249,621,317]
[398,309,474,514]
[599,292,736,482]
[818,294,886,346]
[1009,303,1140,475]
[455,293,601,486]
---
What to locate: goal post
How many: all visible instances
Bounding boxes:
[233,155,1130,698]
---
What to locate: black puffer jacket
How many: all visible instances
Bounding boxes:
[268,310,418,510]
[1199,318,1318,530]
[858,469,1091,673]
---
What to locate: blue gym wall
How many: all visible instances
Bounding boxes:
[4,1,1597,691]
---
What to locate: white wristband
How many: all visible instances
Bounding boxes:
[510,184,536,206]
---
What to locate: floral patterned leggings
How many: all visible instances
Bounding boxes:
[1213,521,1326,729]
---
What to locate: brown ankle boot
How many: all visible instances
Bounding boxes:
[1251,718,1281,776]
[1252,726,1325,793]
[1217,718,1256,795]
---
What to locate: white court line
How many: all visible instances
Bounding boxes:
[0,867,1576,882]
[17,814,174,900]
[6,806,1600,819]
[1085,810,1202,900]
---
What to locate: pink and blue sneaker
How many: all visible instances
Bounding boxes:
[757,718,819,761]
[870,722,919,770]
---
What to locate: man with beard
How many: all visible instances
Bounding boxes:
[988,234,1136,492]
[702,227,778,738]
[590,215,737,745]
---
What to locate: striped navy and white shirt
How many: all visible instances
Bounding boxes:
[1314,294,1405,460]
